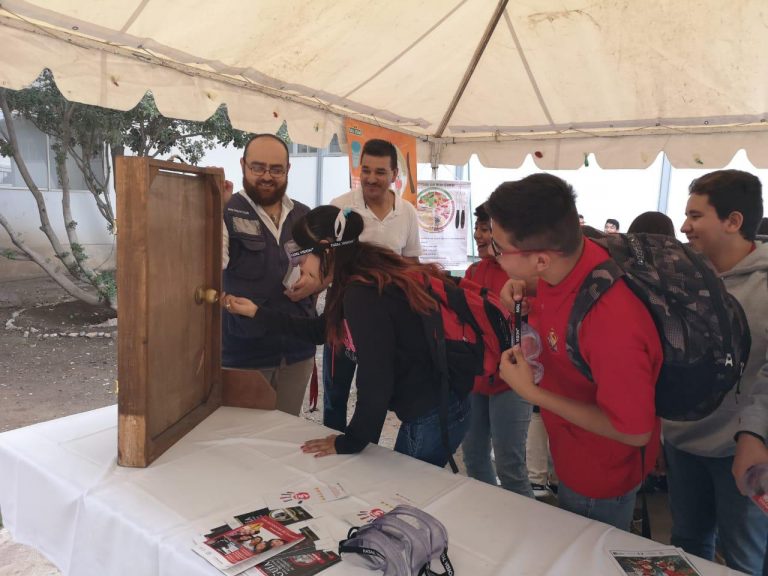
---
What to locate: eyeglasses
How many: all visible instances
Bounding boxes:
[490,237,563,258]
[245,163,287,177]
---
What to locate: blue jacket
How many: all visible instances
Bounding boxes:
[222,193,316,368]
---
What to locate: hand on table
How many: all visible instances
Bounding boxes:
[301,434,339,458]
[221,293,258,317]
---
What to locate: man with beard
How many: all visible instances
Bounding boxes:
[318,139,421,432]
[221,134,316,416]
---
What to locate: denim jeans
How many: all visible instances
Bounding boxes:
[462,391,533,497]
[664,442,768,576]
[394,394,471,468]
[322,344,357,433]
[557,482,639,531]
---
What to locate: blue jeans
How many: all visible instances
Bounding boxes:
[557,482,639,531]
[322,344,357,433]
[664,442,768,576]
[394,394,471,468]
[462,391,533,497]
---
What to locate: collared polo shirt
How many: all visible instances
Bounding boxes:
[331,188,421,257]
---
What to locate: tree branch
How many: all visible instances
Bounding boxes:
[0,91,77,271]
[0,210,103,306]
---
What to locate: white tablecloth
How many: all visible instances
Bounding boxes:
[0,406,743,576]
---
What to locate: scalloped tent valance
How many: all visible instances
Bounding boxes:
[2,0,768,169]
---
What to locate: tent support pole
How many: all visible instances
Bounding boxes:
[315,146,324,206]
[435,0,509,138]
[657,153,672,214]
[430,141,442,179]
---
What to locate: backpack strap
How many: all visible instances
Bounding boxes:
[338,526,409,576]
[566,258,625,381]
[421,276,464,474]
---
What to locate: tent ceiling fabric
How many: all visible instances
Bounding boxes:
[2,0,768,168]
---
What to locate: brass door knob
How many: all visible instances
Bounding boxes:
[195,287,219,305]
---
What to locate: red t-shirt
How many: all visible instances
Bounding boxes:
[465,258,538,395]
[537,238,662,498]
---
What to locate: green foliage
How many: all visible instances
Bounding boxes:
[276,121,292,146]
[70,242,87,262]
[0,69,257,308]
[95,268,117,301]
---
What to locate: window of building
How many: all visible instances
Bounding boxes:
[0,116,50,189]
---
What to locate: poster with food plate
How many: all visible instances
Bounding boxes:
[343,119,418,205]
[417,180,471,269]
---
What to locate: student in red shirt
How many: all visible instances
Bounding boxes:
[460,203,534,497]
[485,173,662,531]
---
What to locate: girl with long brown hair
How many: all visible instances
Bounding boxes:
[224,205,470,467]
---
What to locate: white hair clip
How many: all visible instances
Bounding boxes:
[334,208,349,241]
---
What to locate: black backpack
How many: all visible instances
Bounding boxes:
[567,229,751,421]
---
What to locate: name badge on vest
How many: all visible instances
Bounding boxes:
[233,217,262,236]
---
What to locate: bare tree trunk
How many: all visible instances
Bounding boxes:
[57,104,83,275]
[68,140,115,229]
[0,211,102,306]
[0,92,111,309]
[54,140,115,304]
[0,92,79,272]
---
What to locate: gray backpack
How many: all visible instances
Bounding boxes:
[338,505,453,576]
[568,229,751,421]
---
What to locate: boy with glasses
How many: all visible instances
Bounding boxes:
[486,173,662,531]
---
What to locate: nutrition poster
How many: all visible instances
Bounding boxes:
[416,180,471,268]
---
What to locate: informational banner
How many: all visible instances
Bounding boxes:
[416,180,471,269]
[344,119,418,205]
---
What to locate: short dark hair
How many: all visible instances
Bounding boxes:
[605,218,620,230]
[627,211,676,236]
[243,134,290,163]
[689,170,763,241]
[361,138,397,171]
[474,203,489,222]
[758,217,768,236]
[485,173,582,255]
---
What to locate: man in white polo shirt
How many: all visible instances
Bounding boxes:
[323,138,422,431]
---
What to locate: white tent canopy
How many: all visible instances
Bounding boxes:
[2,0,768,169]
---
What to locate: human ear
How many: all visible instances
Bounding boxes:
[725,211,744,234]
[533,252,550,273]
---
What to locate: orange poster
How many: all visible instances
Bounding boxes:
[344,119,418,206]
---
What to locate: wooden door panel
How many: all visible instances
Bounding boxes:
[146,172,209,437]
[117,158,223,467]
